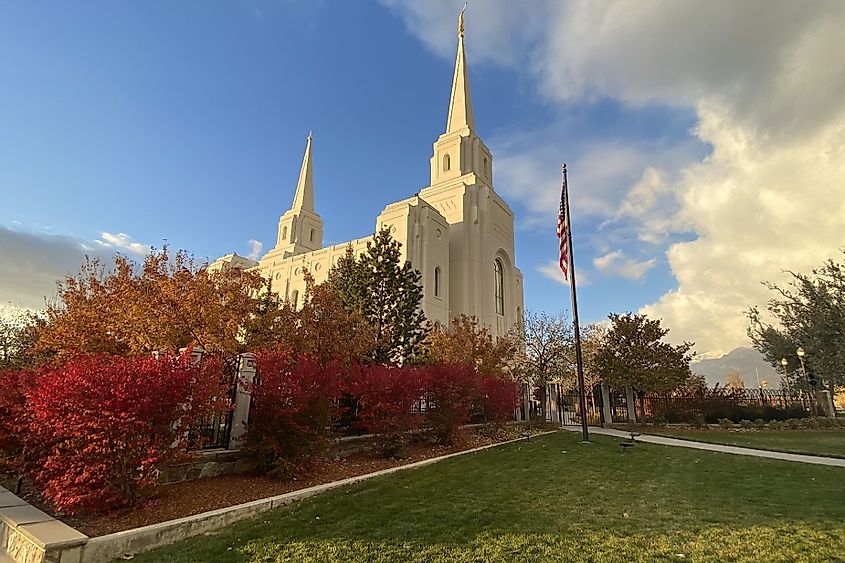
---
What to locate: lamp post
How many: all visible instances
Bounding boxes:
[780,357,792,396]
[796,347,816,416]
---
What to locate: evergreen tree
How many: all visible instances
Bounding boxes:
[326,245,367,311]
[327,227,427,364]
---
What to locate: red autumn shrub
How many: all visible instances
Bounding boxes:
[423,363,480,444]
[478,376,521,427]
[248,347,343,476]
[349,364,428,457]
[0,368,33,472]
[24,352,227,514]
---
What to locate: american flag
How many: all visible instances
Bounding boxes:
[557,168,570,281]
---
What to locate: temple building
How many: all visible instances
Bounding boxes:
[211,14,524,337]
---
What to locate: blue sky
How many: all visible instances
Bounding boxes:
[2,1,844,356]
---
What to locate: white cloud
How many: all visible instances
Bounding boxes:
[96,232,150,256]
[494,140,677,230]
[641,106,845,354]
[538,1,844,138]
[384,0,845,356]
[593,250,656,281]
[246,239,263,260]
[612,166,685,244]
[536,260,591,287]
[0,227,111,311]
[379,0,550,67]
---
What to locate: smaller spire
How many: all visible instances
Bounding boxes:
[291,133,314,212]
[446,5,475,135]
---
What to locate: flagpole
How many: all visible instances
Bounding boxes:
[562,163,590,443]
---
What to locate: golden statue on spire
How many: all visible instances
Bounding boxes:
[459,2,467,38]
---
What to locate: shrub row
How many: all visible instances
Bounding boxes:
[0,348,522,514]
[248,346,522,469]
[649,401,808,425]
[717,417,845,430]
[0,351,228,514]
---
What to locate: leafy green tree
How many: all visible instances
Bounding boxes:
[518,311,573,420]
[747,250,845,396]
[327,227,427,365]
[595,313,694,410]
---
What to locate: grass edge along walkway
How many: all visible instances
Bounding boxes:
[647,429,845,460]
[574,426,845,467]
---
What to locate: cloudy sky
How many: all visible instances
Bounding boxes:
[2,1,844,357]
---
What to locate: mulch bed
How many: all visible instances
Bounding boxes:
[3,425,547,538]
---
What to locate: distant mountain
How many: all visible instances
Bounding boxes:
[691,347,782,388]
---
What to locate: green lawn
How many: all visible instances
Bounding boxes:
[652,429,845,458]
[133,432,845,562]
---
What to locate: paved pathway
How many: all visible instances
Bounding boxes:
[563,426,845,468]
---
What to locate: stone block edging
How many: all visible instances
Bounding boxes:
[82,430,556,562]
[0,485,89,563]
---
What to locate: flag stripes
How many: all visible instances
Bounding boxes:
[557,172,569,281]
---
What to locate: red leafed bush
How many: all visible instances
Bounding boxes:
[349,364,428,457]
[0,368,33,472]
[24,352,227,514]
[423,363,480,444]
[479,376,521,427]
[248,347,343,476]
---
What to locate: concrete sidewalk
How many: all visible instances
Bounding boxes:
[563,426,845,468]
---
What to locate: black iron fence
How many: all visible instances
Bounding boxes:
[559,389,603,427]
[189,356,239,449]
[627,389,810,424]
[528,384,811,427]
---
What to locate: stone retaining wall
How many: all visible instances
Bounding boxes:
[158,450,254,485]
[158,435,380,485]
[0,486,88,563]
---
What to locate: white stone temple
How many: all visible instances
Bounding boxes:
[211,14,524,337]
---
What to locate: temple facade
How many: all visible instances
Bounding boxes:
[211,14,524,337]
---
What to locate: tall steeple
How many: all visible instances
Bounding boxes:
[446,7,475,135]
[291,132,314,212]
[271,133,323,257]
[428,8,493,188]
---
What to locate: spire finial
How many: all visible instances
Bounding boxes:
[459,2,467,38]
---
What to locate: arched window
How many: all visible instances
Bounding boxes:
[443,153,451,172]
[291,290,299,310]
[494,259,504,315]
[434,266,441,297]
[281,226,288,241]
[310,228,315,242]
[484,157,488,176]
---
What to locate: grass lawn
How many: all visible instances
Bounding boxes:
[651,429,845,459]
[132,431,845,562]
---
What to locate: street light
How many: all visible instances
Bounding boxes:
[796,347,816,416]
[780,357,792,395]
